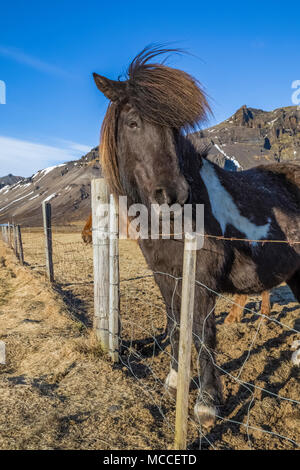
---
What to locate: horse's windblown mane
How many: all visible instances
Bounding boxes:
[99,45,210,196]
[125,45,210,128]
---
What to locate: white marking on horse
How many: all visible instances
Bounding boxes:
[165,368,178,390]
[200,159,270,242]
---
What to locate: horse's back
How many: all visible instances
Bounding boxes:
[255,161,300,198]
[235,160,300,210]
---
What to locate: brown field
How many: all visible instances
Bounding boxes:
[0,228,299,450]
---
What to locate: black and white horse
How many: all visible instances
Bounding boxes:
[93,46,300,426]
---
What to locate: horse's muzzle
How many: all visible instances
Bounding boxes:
[151,180,190,207]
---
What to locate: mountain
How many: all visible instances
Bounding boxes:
[0,148,100,226]
[0,105,299,226]
[191,105,300,170]
[0,174,24,189]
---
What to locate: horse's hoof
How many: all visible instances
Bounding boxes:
[165,368,178,396]
[164,384,177,397]
[194,402,217,427]
[261,309,271,319]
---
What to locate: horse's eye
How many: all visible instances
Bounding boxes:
[128,121,138,129]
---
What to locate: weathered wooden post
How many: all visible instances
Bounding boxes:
[42,201,54,282]
[0,341,5,365]
[16,225,24,265]
[4,225,8,244]
[8,222,12,248]
[174,233,197,450]
[109,194,120,363]
[92,178,110,352]
[13,225,18,258]
[4,226,8,244]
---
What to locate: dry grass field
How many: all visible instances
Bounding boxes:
[0,228,299,449]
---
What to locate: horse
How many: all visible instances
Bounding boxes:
[82,212,271,322]
[225,291,270,323]
[81,211,133,244]
[92,46,300,426]
[82,213,92,244]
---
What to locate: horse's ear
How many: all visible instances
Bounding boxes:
[93,73,126,102]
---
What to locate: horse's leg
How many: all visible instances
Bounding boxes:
[287,270,300,302]
[261,290,271,318]
[153,273,181,394]
[193,291,223,427]
[224,293,248,324]
[164,308,180,395]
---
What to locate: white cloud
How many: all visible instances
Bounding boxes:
[0,45,70,77]
[55,139,92,154]
[0,135,92,177]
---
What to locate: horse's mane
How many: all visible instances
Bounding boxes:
[100,45,210,196]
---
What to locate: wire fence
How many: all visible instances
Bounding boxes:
[118,271,300,450]
[14,227,91,283]
[1,211,300,450]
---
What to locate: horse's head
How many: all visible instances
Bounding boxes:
[93,46,210,209]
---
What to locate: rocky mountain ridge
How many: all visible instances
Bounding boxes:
[192,105,300,170]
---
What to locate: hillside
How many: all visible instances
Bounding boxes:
[0,105,300,226]
[0,148,100,226]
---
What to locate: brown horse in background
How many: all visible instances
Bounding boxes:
[82,213,92,244]
[82,212,271,321]
[225,291,270,323]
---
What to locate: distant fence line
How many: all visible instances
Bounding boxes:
[1,222,24,265]
[0,179,198,449]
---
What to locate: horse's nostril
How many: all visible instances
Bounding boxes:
[154,188,167,205]
[153,186,187,206]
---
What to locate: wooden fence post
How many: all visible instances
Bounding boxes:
[109,194,120,363]
[8,223,12,248]
[92,178,110,352]
[17,225,24,265]
[4,226,8,244]
[13,225,18,258]
[0,341,5,365]
[42,201,54,282]
[174,233,197,450]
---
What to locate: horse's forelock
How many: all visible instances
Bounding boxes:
[125,46,211,130]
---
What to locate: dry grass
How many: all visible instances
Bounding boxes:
[0,231,299,450]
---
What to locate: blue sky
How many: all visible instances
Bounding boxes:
[0,0,299,176]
